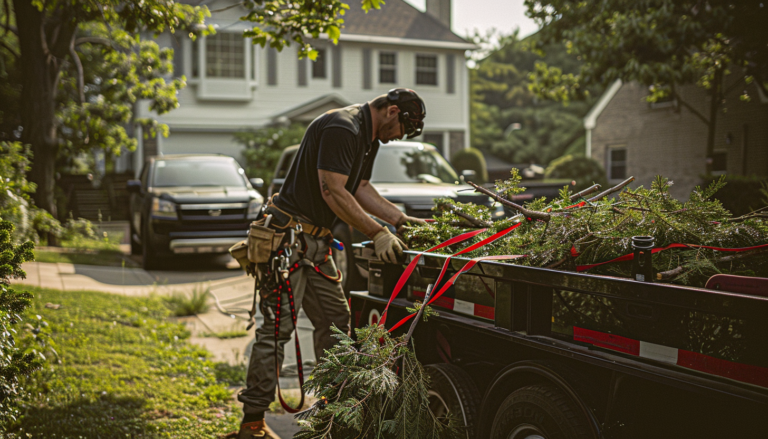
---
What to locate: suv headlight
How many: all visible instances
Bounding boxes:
[151,198,177,219]
[247,199,263,220]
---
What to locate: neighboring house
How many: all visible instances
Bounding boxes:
[584,79,768,199]
[131,0,475,173]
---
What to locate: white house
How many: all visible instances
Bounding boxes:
[132,0,475,173]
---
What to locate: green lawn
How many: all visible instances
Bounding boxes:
[34,250,139,268]
[12,287,242,438]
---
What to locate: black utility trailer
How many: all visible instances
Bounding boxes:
[350,246,768,439]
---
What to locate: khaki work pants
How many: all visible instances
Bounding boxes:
[238,234,350,415]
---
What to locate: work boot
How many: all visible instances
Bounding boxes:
[221,420,282,439]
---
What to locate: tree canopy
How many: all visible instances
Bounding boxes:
[524,0,768,173]
[470,31,603,167]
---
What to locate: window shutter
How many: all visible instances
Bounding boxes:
[298,57,308,86]
[267,48,277,86]
[172,36,183,77]
[363,48,372,90]
[446,54,455,94]
[332,46,342,88]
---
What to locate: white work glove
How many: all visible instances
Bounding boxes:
[396,215,428,235]
[372,228,407,264]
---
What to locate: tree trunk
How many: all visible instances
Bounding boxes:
[13,0,76,244]
[704,68,723,175]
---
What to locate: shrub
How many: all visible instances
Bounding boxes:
[701,175,768,216]
[235,122,307,192]
[545,154,608,191]
[451,147,488,184]
[0,221,50,429]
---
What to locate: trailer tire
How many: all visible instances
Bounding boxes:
[426,363,481,439]
[489,384,591,439]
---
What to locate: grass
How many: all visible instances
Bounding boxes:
[11,287,241,438]
[162,285,211,317]
[34,249,138,268]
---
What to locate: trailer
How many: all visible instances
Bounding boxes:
[350,245,768,439]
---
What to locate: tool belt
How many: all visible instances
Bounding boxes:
[263,194,332,239]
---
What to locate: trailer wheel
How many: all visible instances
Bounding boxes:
[426,364,481,439]
[489,384,591,439]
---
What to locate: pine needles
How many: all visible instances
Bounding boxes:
[295,324,460,439]
[404,174,768,287]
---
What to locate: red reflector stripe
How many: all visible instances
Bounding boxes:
[573,327,640,355]
[474,303,495,320]
[677,350,768,388]
[574,326,768,388]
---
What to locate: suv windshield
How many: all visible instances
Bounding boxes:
[370,147,459,184]
[152,159,246,187]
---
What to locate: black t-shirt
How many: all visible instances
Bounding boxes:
[274,103,379,229]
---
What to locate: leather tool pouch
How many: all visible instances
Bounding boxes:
[247,221,285,264]
[229,240,254,276]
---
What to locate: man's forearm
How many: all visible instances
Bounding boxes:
[354,181,405,226]
[319,172,384,238]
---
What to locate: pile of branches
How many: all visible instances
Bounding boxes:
[404,171,768,287]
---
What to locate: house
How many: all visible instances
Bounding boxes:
[130,0,475,173]
[584,79,768,199]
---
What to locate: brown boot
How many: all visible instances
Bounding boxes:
[221,420,282,439]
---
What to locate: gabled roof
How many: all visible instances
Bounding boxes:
[584,80,623,130]
[341,0,470,46]
[272,94,352,123]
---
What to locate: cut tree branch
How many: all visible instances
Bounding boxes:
[436,203,492,228]
[587,176,635,202]
[467,181,551,222]
[570,184,601,201]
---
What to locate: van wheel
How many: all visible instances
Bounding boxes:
[426,364,481,439]
[489,384,592,439]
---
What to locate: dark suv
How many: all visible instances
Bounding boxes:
[128,154,264,269]
[269,141,496,292]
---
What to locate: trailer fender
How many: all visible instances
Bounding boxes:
[477,360,602,439]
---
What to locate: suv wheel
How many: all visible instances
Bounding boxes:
[141,221,160,270]
[130,221,142,255]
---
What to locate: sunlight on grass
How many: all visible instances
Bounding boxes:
[163,284,211,317]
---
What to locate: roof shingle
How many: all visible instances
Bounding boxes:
[341,0,468,44]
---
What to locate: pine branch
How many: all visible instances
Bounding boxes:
[570,183,601,201]
[587,177,635,202]
[436,203,491,228]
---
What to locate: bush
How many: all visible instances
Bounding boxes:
[701,175,768,216]
[545,154,608,191]
[451,147,488,184]
[235,122,307,193]
[0,221,50,429]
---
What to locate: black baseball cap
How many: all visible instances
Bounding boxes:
[387,88,426,139]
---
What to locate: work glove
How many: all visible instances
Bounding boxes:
[396,215,428,235]
[372,227,407,264]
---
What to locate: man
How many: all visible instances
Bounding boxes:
[228,88,428,439]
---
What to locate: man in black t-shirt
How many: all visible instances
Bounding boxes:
[230,89,427,439]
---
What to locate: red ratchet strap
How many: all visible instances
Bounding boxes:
[379,228,488,326]
[574,242,768,272]
[387,222,525,332]
[273,260,305,413]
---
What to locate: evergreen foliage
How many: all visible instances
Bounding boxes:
[404,173,768,287]
[545,155,608,191]
[451,147,488,185]
[0,220,49,429]
[296,325,460,439]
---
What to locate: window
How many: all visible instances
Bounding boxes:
[312,48,327,79]
[607,147,627,180]
[416,54,438,85]
[205,33,245,78]
[712,151,728,174]
[379,52,396,83]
